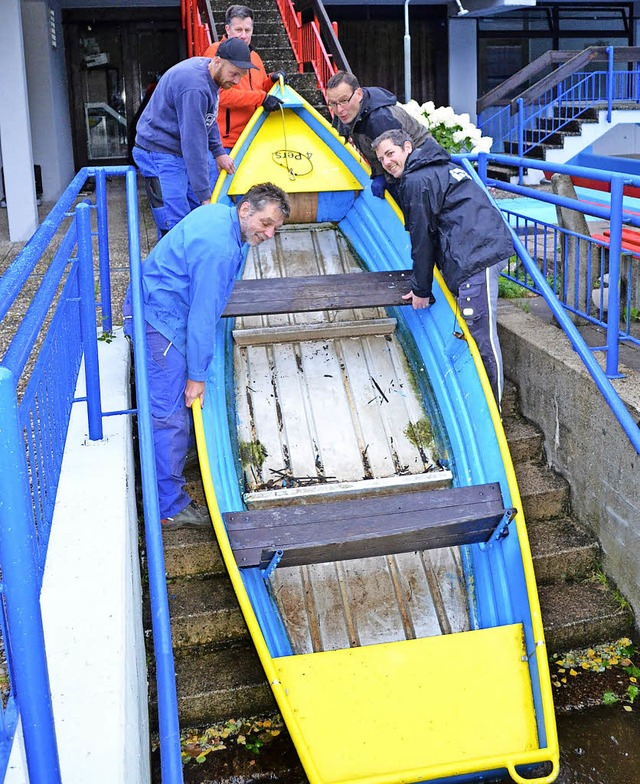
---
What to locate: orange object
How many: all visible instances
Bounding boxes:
[592,228,640,256]
[204,39,274,148]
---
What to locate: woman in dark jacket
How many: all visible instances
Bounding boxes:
[372,128,514,405]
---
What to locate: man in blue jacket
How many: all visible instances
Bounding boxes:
[326,71,429,201]
[372,129,514,405]
[133,38,257,236]
[139,182,290,528]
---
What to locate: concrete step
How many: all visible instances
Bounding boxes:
[250,30,295,48]
[261,53,300,72]
[501,379,520,419]
[514,460,571,521]
[539,579,634,653]
[503,414,544,464]
[174,642,275,724]
[168,575,248,649]
[162,527,225,580]
[528,517,600,584]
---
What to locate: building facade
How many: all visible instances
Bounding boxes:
[1,0,638,240]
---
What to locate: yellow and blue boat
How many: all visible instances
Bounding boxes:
[192,83,559,784]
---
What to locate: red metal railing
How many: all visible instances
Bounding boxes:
[181,0,216,57]
[300,20,335,94]
[183,0,346,96]
[275,0,349,97]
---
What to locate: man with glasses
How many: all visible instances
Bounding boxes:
[325,71,430,200]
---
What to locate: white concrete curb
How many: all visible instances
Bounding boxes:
[6,328,149,784]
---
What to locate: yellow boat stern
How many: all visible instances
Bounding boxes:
[273,625,545,784]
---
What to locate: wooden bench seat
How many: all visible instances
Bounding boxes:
[222,270,412,317]
[224,483,513,569]
[591,227,640,256]
[591,228,640,310]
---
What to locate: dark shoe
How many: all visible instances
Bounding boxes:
[161,501,210,529]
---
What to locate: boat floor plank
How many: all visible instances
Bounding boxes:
[243,471,452,509]
[232,317,398,346]
[236,226,468,653]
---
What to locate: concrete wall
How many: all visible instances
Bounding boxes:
[498,302,640,629]
[448,17,478,121]
[22,0,75,202]
[591,123,640,156]
[0,0,39,239]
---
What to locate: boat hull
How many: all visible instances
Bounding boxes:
[193,85,559,784]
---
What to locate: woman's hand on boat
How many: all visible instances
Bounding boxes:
[185,380,205,408]
[215,154,235,175]
[402,291,431,309]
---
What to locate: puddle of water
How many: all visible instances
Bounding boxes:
[555,706,640,784]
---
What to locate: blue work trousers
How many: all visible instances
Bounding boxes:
[457,260,506,406]
[132,146,218,235]
[145,323,192,519]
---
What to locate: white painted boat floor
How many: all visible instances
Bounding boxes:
[234,225,470,654]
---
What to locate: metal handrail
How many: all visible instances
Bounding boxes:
[468,153,640,454]
[276,0,351,93]
[181,0,215,57]
[479,46,640,156]
[0,167,184,781]
[124,169,184,784]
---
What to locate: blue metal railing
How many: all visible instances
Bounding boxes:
[467,153,640,454]
[479,46,640,157]
[0,167,183,782]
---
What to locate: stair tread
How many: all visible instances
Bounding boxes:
[514,460,569,521]
[538,580,634,653]
[168,574,241,619]
[174,643,275,723]
[515,459,569,493]
[529,517,600,584]
[528,516,598,558]
[162,527,225,579]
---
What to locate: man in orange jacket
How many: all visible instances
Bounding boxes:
[203,5,285,151]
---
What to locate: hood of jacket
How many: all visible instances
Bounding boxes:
[403,137,451,173]
[358,86,397,120]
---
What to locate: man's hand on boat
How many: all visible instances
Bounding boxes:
[215,153,235,177]
[403,290,431,309]
[185,379,205,408]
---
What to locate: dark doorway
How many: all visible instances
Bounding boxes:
[63,8,184,168]
[326,4,448,107]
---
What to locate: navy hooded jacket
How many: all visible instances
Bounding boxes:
[398,138,514,299]
[332,87,430,178]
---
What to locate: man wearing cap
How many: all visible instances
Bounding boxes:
[133,38,257,235]
[203,5,285,152]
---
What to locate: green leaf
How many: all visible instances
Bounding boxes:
[603,691,619,705]
[627,684,639,703]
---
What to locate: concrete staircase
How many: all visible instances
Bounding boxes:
[155,378,635,732]
[488,102,640,183]
[207,0,328,114]
[502,379,634,652]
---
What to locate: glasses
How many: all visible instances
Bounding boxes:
[327,89,357,110]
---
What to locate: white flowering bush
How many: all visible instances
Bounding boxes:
[401,100,493,155]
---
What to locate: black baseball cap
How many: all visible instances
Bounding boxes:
[216,38,257,70]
